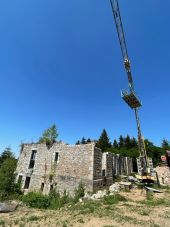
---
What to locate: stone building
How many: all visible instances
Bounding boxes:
[16,142,133,195]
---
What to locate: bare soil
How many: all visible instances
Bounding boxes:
[0,188,170,227]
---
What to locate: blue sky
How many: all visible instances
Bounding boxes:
[0,0,170,156]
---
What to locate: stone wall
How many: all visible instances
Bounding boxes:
[16,142,134,196]
[93,147,103,190]
[155,166,170,185]
[16,143,95,195]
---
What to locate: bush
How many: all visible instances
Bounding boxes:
[22,183,85,210]
[0,158,22,200]
[73,183,85,203]
[22,192,49,209]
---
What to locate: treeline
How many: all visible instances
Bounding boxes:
[76,129,170,167]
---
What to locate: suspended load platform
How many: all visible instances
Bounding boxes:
[121,89,142,109]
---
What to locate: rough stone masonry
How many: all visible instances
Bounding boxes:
[15,142,133,195]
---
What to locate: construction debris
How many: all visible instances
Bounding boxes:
[145,186,162,193]
[109,182,120,193]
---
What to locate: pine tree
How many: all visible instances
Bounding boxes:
[162,139,170,150]
[86,138,91,143]
[118,135,124,148]
[131,137,138,148]
[113,139,118,148]
[81,137,86,144]
[75,140,80,145]
[96,129,111,151]
[125,135,131,149]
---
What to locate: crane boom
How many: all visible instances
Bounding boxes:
[109,0,155,179]
[110,0,134,91]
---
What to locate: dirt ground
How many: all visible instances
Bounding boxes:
[0,188,170,227]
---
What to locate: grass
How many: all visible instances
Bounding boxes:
[0,220,5,227]
[27,215,40,222]
[141,198,170,207]
[103,194,127,205]
[138,210,150,216]
[150,224,160,227]
[77,218,84,223]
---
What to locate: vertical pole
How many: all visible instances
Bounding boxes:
[134,108,147,174]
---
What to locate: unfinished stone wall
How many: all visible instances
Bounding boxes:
[51,143,94,195]
[16,143,95,195]
[16,142,134,196]
[16,143,51,192]
[93,147,103,190]
[156,166,170,185]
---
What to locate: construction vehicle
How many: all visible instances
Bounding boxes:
[109,0,155,182]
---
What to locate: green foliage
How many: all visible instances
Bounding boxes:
[0,220,5,227]
[0,158,20,200]
[27,215,40,222]
[73,183,85,203]
[22,192,50,209]
[39,124,58,146]
[113,139,118,148]
[81,137,86,144]
[22,183,84,210]
[86,138,91,143]
[48,189,70,209]
[75,140,80,145]
[103,194,127,205]
[161,139,170,150]
[0,147,15,168]
[75,138,92,145]
[96,129,111,151]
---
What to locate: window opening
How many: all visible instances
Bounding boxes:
[50,184,53,192]
[54,152,59,162]
[41,183,44,192]
[102,169,106,177]
[29,150,37,169]
[24,177,31,189]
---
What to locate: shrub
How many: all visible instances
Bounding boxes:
[22,192,49,209]
[73,183,85,203]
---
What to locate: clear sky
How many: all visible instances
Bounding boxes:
[0,0,170,156]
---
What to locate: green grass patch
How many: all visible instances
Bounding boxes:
[141,198,170,207]
[27,215,40,222]
[103,194,127,205]
[0,220,5,227]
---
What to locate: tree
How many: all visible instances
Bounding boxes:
[124,135,131,149]
[131,137,138,148]
[0,147,15,168]
[118,135,124,148]
[161,139,170,150]
[86,138,91,143]
[0,158,17,199]
[39,124,58,146]
[81,137,86,144]
[75,140,80,145]
[113,139,118,148]
[96,129,111,151]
